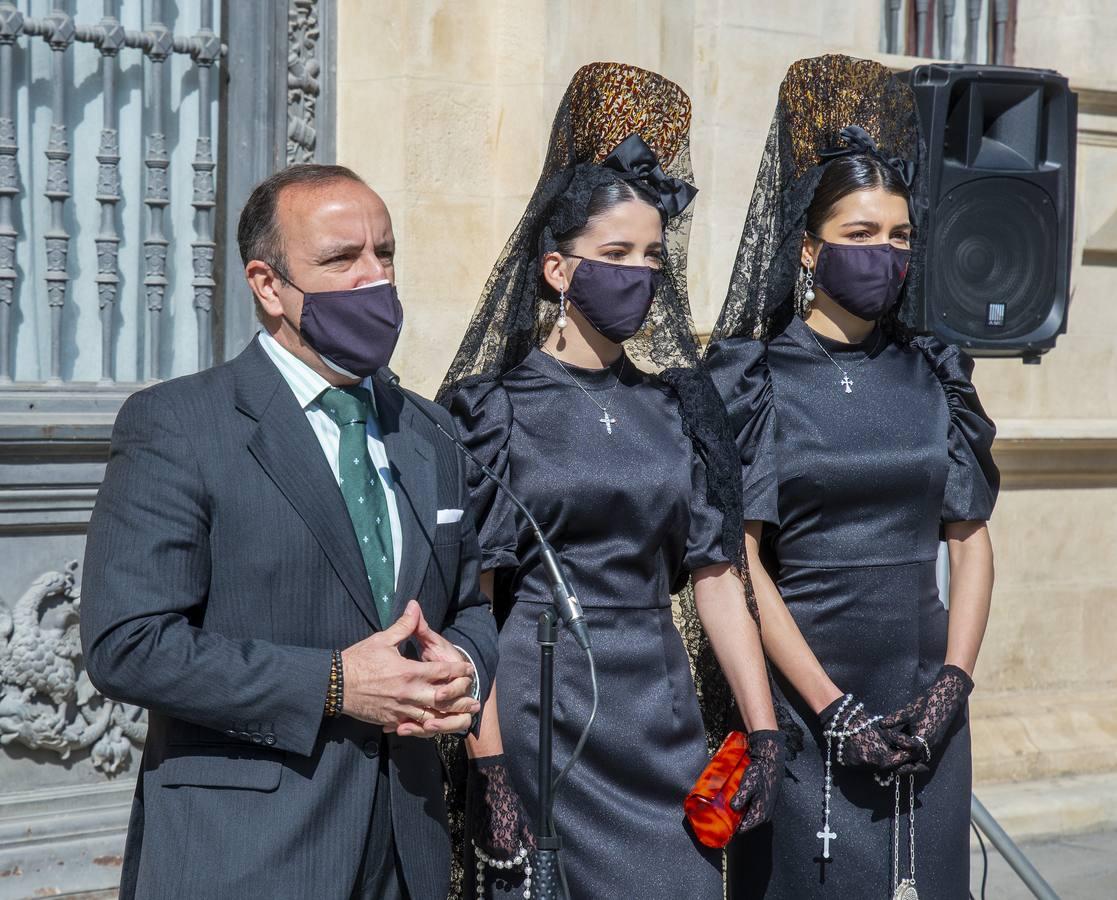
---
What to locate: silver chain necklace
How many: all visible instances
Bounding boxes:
[806,327,883,394]
[891,774,918,899]
[541,349,626,434]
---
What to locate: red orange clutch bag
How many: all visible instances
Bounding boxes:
[684,730,751,848]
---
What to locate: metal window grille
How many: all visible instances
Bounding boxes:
[0,0,222,387]
[882,0,1017,64]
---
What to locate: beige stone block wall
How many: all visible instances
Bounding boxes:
[337,0,1117,788]
[337,0,887,396]
[1016,0,1117,91]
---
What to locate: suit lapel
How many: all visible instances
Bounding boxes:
[235,339,382,630]
[374,380,437,621]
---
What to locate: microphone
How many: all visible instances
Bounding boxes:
[375,367,591,650]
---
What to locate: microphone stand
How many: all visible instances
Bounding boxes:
[375,368,592,900]
[533,607,562,898]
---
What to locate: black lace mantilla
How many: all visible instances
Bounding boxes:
[709,55,929,346]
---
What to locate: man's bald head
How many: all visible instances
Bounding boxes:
[237,163,369,280]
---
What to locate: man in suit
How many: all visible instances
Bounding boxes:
[81,164,498,899]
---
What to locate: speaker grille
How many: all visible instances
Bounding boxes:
[931,177,1057,341]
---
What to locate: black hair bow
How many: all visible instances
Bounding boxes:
[818,124,915,188]
[603,133,698,221]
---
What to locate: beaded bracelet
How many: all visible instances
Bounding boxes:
[324,649,344,718]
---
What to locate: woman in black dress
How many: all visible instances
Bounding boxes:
[706,56,999,900]
[438,63,785,899]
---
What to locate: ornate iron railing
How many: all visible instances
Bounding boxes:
[0,1,222,386]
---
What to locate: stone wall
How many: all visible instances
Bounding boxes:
[337,0,1117,794]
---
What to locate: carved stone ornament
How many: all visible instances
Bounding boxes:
[287,0,321,164]
[0,562,147,775]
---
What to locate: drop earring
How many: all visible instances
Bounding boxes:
[558,287,568,331]
[803,261,816,303]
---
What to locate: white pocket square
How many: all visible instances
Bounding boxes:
[436,508,464,525]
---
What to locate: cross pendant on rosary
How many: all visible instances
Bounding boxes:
[599,411,617,434]
[840,375,853,394]
[817,826,836,859]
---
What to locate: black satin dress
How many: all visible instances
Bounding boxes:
[450,348,726,899]
[706,317,998,900]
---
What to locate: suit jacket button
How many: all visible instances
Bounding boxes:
[362,739,379,759]
[264,733,276,746]
[225,729,237,737]
[250,732,264,744]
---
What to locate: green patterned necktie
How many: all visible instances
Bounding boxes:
[318,386,395,626]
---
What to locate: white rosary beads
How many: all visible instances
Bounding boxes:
[821,694,921,899]
[820,694,885,860]
[473,842,532,900]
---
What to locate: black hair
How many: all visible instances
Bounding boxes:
[554,177,656,255]
[237,163,367,276]
[805,153,911,234]
[805,154,915,344]
[537,176,660,302]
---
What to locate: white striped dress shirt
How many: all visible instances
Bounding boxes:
[258,331,403,588]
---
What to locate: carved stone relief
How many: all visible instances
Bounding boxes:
[0,562,146,776]
[287,0,321,164]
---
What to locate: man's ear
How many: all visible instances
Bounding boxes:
[246,260,285,319]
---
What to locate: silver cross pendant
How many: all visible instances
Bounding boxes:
[599,411,617,434]
[817,826,836,859]
[840,374,853,394]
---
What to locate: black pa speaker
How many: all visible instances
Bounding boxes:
[905,64,1077,360]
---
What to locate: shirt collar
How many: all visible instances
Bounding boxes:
[258,331,377,414]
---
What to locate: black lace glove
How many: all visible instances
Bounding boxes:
[731,730,786,832]
[820,696,925,775]
[466,755,536,862]
[881,665,974,774]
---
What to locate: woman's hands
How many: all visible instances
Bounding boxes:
[820,695,924,774]
[466,755,536,861]
[881,665,973,774]
[731,730,787,832]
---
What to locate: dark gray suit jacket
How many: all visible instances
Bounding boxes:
[81,337,497,900]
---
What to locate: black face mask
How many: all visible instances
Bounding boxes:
[811,240,911,321]
[564,256,662,342]
[279,273,404,378]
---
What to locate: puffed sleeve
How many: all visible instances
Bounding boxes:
[704,338,780,525]
[448,379,520,571]
[682,445,731,574]
[914,336,1000,523]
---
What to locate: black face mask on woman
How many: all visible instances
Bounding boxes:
[282,276,404,378]
[811,240,911,321]
[565,256,663,342]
